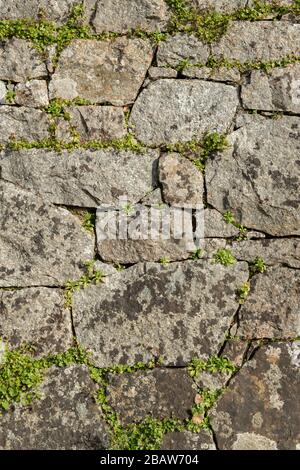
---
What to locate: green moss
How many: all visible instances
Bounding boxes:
[223,210,248,241]
[82,210,96,233]
[64,260,106,307]
[5,88,16,104]
[191,248,203,260]
[159,257,170,266]
[188,355,238,378]
[213,248,237,266]
[249,257,267,276]
[237,281,251,305]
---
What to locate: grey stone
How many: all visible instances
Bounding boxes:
[157,34,210,68]
[0,39,48,82]
[73,260,248,367]
[182,66,241,83]
[93,261,118,277]
[159,153,204,206]
[247,0,294,6]
[231,238,300,268]
[212,22,300,62]
[204,209,239,238]
[0,148,159,207]
[56,106,126,141]
[241,65,300,113]
[187,0,246,12]
[0,288,73,355]
[50,38,153,105]
[0,80,6,104]
[130,80,238,145]
[206,116,300,236]
[141,188,164,206]
[210,343,300,449]
[0,365,109,450]
[107,369,196,425]
[0,181,94,287]
[92,0,170,34]
[194,370,231,391]
[0,0,96,23]
[0,107,50,144]
[14,80,49,107]
[148,67,178,79]
[221,341,249,368]
[162,430,216,450]
[238,267,300,340]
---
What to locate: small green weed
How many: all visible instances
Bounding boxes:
[249,257,267,276]
[237,281,251,305]
[213,248,237,266]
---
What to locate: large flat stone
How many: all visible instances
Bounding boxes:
[156,34,210,67]
[206,116,300,236]
[49,38,153,105]
[107,369,196,425]
[0,148,159,207]
[130,80,238,145]
[0,181,94,287]
[73,261,248,367]
[92,0,169,33]
[0,107,50,144]
[0,39,48,82]
[210,343,300,449]
[212,22,300,62]
[14,80,49,108]
[0,365,109,450]
[0,288,73,355]
[0,0,95,23]
[241,65,300,113]
[161,430,216,450]
[238,267,300,340]
[55,106,126,141]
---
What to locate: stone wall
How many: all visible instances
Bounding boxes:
[0,0,299,450]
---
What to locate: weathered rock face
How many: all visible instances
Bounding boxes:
[212,22,300,62]
[0,39,48,82]
[49,38,153,105]
[55,106,126,141]
[0,149,159,207]
[204,209,239,238]
[206,116,300,236]
[187,0,246,12]
[0,288,73,355]
[0,107,50,144]
[241,65,300,113]
[92,0,170,33]
[0,0,96,23]
[182,66,241,83]
[73,261,248,367]
[0,181,94,286]
[130,80,238,145]
[0,366,109,450]
[107,369,196,425]
[210,343,300,450]
[159,153,204,206]
[162,430,216,450]
[157,34,210,67]
[14,80,49,108]
[238,267,300,339]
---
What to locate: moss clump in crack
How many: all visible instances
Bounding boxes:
[191,248,203,260]
[5,87,16,104]
[249,256,267,276]
[164,132,228,173]
[82,210,96,233]
[188,355,238,378]
[64,260,105,307]
[159,257,170,266]
[223,210,248,241]
[188,388,222,432]
[45,97,94,120]
[237,281,251,305]
[213,248,237,266]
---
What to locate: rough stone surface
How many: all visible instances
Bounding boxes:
[73,261,248,367]
[0,288,73,355]
[212,22,300,62]
[92,0,170,33]
[0,39,48,82]
[206,116,300,236]
[238,267,300,339]
[241,65,300,113]
[14,80,49,107]
[157,34,210,67]
[182,66,241,83]
[0,148,159,207]
[0,181,94,286]
[210,343,300,450]
[0,107,50,144]
[0,365,109,450]
[130,80,239,145]
[162,430,216,450]
[107,369,196,425]
[187,0,246,12]
[55,106,126,141]
[50,38,153,105]
[0,0,95,23]
[159,153,204,206]
[204,209,239,238]
[148,67,178,79]
[0,80,6,104]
